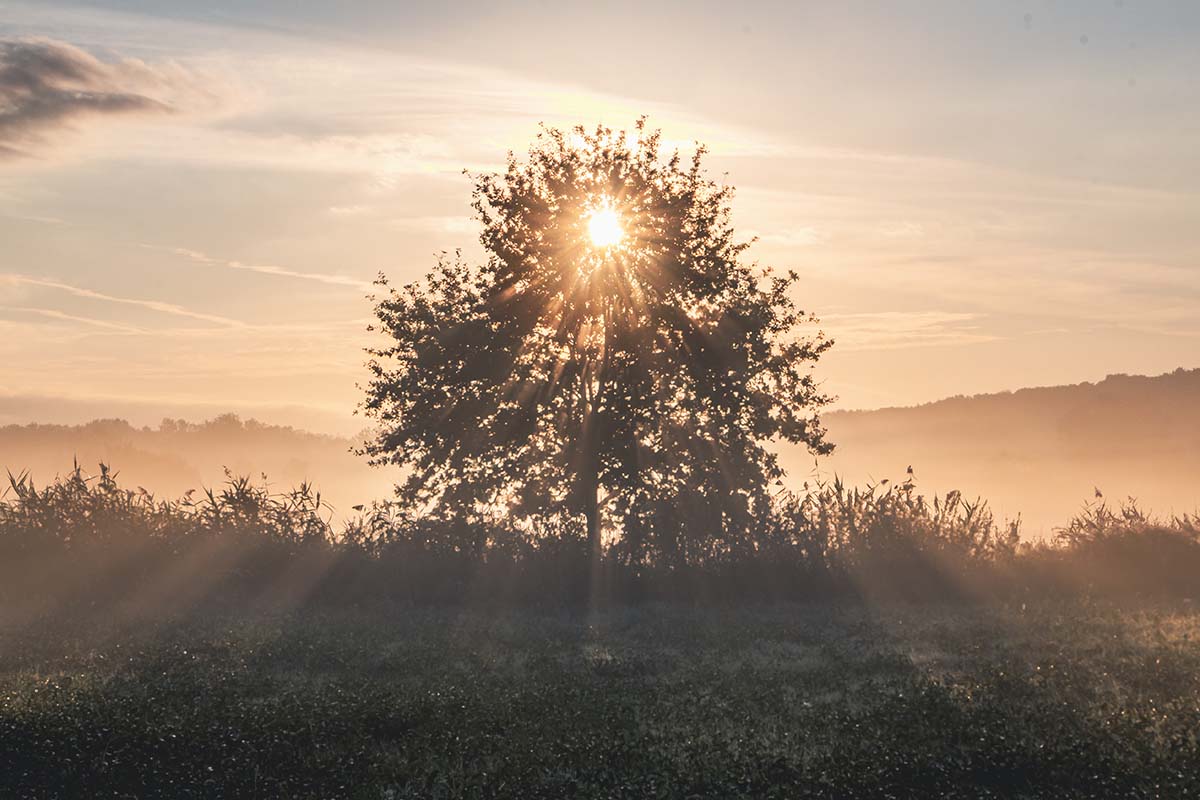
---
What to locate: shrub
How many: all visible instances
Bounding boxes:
[0,464,1194,611]
[1050,498,1200,598]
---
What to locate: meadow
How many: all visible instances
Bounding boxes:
[2,468,1199,797]
[2,602,1198,798]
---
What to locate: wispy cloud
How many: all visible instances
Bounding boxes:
[387,215,476,235]
[0,274,243,327]
[149,245,372,291]
[1,305,147,333]
[0,212,66,225]
[822,311,997,351]
[878,221,926,239]
[0,37,209,158]
[746,227,825,247]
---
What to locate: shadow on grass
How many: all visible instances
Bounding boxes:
[1,602,1198,798]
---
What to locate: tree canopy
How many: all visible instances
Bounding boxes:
[361,121,832,565]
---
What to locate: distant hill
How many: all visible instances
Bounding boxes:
[0,415,392,519]
[4,369,1198,537]
[784,368,1200,537]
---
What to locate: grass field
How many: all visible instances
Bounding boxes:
[2,602,1198,798]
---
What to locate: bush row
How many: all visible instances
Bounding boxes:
[1,464,1197,611]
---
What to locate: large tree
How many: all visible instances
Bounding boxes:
[361,121,832,565]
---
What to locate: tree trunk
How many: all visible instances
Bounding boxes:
[583,470,601,559]
[581,448,605,612]
[582,296,610,605]
[578,408,606,611]
[580,411,602,559]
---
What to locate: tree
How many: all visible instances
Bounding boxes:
[361,120,833,566]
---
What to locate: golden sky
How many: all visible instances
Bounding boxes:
[2,1,1198,434]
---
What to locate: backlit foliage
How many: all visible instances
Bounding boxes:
[361,121,832,563]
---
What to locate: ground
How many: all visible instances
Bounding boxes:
[1,602,1197,798]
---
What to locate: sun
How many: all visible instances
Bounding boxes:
[586,204,623,248]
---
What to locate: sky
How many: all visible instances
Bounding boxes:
[1,0,1198,435]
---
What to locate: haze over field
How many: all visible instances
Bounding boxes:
[800,368,1200,537]
[6,369,1197,537]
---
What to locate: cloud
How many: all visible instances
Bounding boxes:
[0,212,66,225]
[0,274,243,327]
[822,311,997,351]
[1,305,147,333]
[0,37,204,157]
[878,221,926,239]
[387,215,476,235]
[148,245,373,291]
[746,227,825,248]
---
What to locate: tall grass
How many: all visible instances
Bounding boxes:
[1045,496,1200,597]
[1,464,1196,612]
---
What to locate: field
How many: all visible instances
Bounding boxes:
[2,602,1198,798]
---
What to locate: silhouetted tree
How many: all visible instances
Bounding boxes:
[361,120,832,565]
